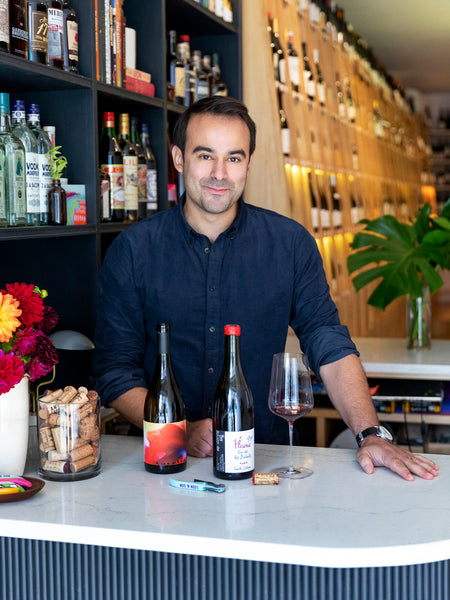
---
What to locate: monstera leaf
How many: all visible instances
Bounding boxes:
[347,200,450,311]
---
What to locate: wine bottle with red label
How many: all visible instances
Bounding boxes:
[213,324,255,480]
[144,323,187,475]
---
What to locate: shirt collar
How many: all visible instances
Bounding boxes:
[176,194,246,241]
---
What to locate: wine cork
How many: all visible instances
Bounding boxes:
[69,443,94,463]
[40,389,64,403]
[70,455,96,473]
[57,386,78,403]
[252,473,279,485]
[39,426,56,452]
[47,450,69,461]
[43,459,70,473]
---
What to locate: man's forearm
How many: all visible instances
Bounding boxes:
[319,353,378,435]
[110,387,147,429]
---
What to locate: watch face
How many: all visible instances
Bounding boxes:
[379,426,393,441]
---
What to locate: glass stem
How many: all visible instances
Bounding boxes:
[288,421,294,472]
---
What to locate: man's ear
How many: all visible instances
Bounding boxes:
[172,145,184,174]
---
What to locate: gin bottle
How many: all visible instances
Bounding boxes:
[12,99,40,225]
[27,103,52,225]
[0,93,27,227]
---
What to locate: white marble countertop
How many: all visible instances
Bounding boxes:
[286,333,450,380]
[1,434,449,569]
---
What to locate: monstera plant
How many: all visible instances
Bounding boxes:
[347,199,450,348]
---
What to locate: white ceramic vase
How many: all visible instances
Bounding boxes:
[0,377,29,475]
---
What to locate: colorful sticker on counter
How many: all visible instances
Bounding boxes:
[144,420,187,468]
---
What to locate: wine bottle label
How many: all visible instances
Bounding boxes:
[67,20,78,60]
[215,429,254,474]
[12,150,26,218]
[175,66,185,98]
[281,128,290,156]
[30,10,48,53]
[123,156,138,210]
[288,56,300,88]
[0,4,8,45]
[25,151,40,213]
[318,83,326,105]
[102,164,124,210]
[137,164,147,201]
[101,178,110,219]
[278,57,286,84]
[147,167,158,210]
[144,420,187,468]
[38,153,52,213]
[47,7,63,61]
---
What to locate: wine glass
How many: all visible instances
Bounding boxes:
[268,352,314,479]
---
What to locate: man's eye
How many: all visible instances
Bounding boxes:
[228,156,240,163]
[199,154,211,160]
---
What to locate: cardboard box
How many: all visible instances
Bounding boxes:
[65,184,86,225]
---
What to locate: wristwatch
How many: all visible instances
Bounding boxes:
[356,425,393,448]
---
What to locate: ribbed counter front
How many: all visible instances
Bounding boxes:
[1,435,449,599]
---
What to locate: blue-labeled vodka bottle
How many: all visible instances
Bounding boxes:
[27,103,52,225]
[12,100,40,225]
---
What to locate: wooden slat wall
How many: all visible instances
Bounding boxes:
[242,0,430,338]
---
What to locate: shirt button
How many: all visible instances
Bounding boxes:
[209,326,215,333]
[204,247,210,254]
[209,286,215,292]
[208,367,214,374]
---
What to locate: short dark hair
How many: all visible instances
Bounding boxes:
[172,96,256,158]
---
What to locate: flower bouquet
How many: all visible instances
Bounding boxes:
[0,283,59,394]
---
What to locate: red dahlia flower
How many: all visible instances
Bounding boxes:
[0,349,24,394]
[1,283,44,329]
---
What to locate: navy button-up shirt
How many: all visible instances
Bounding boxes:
[93,198,357,444]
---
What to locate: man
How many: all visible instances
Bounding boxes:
[93,96,438,481]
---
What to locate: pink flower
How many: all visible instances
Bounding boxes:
[38,306,59,333]
[0,349,24,394]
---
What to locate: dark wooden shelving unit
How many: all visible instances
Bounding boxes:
[0,0,242,339]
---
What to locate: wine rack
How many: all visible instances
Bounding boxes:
[242,0,431,338]
[0,0,242,342]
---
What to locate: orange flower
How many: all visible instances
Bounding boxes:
[0,293,22,343]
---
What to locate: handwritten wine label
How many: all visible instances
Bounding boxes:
[216,429,254,474]
[144,420,187,468]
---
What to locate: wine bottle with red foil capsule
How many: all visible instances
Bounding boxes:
[144,323,187,474]
[213,324,254,480]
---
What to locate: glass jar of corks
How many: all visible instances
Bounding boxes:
[37,385,102,481]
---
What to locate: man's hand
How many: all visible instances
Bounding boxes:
[187,419,213,457]
[357,436,439,481]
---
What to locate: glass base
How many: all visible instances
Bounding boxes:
[271,466,313,480]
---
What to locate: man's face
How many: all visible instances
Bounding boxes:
[172,113,253,218]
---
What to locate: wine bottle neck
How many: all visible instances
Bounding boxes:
[223,334,241,376]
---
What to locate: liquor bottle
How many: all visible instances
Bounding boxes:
[166,29,178,102]
[213,324,254,481]
[313,48,325,107]
[178,34,194,107]
[301,42,315,101]
[202,54,213,96]
[118,113,138,222]
[62,0,78,73]
[47,177,66,225]
[11,99,40,225]
[28,1,47,64]
[99,111,124,222]
[172,35,185,106]
[350,194,359,225]
[9,0,28,58]
[0,143,6,227]
[144,323,187,475]
[286,31,300,93]
[329,174,341,229]
[211,53,227,96]
[0,93,27,227]
[130,116,147,220]
[140,122,158,216]
[192,49,209,101]
[47,0,63,69]
[278,92,290,156]
[373,100,384,139]
[26,103,51,225]
[99,167,111,222]
[0,0,9,53]
[307,171,319,232]
[318,182,330,230]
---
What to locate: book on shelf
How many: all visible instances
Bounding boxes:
[95,0,125,87]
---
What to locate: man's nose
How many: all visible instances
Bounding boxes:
[210,159,227,180]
